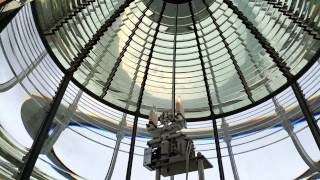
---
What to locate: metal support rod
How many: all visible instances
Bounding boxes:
[125,115,138,180]
[226,140,240,180]
[17,70,74,179]
[188,2,225,180]
[156,169,161,180]
[291,82,320,150]
[125,1,166,179]
[100,0,153,98]
[172,3,178,116]
[197,155,205,180]
[222,120,240,180]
